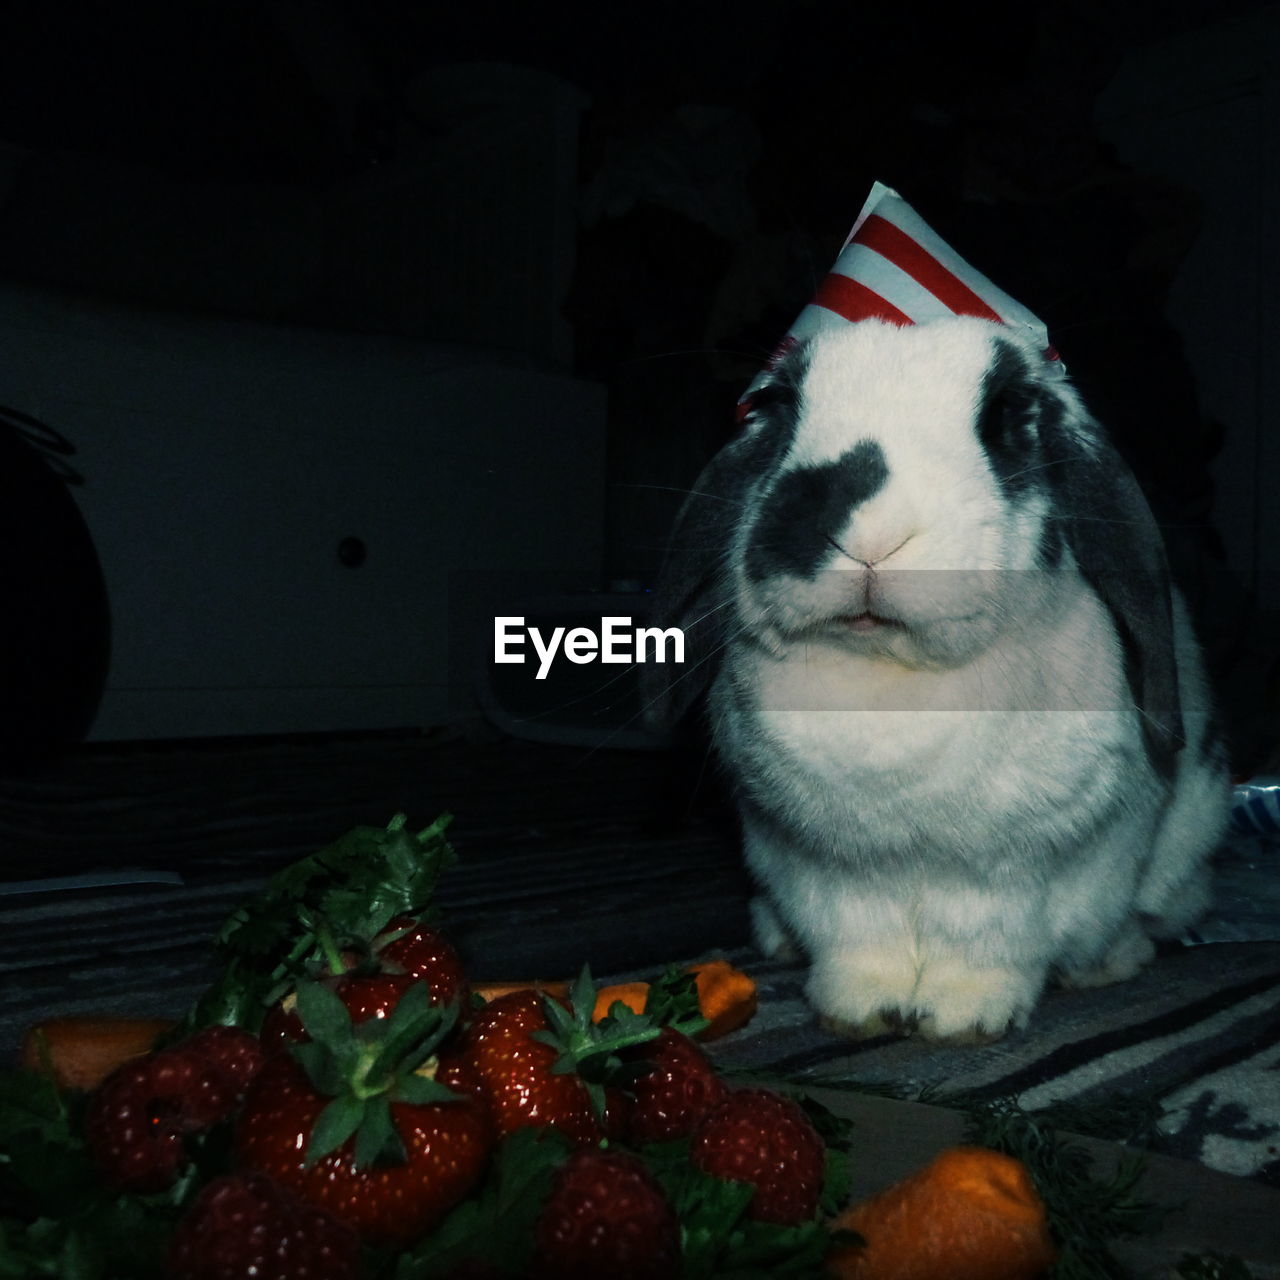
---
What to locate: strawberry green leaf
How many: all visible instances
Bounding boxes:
[568,965,596,1025]
[354,1096,404,1169]
[0,1071,100,1220]
[0,1068,68,1148]
[537,991,577,1042]
[294,980,355,1052]
[668,1169,756,1276]
[641,1137,840,1279]
[643,965,710,1037]
[1,1183,194,1278]
[364,994,457,1091]
[820,1145,852,1219]
[176,812,456,1037]
[532,970,661,1098]
[1,1136,99,1220]
[596,1000,661,1042]
[306,1094,365,1166]
[390,1072,463,1107]
[394,1128,571,1278]
[792,1091,854,1149]
[290,1040,349,1098]
[638,1099,852,1278]
[314,814,456,944]
[578,1078,609,1127]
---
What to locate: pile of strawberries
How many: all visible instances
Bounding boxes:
[80,910,838,1279]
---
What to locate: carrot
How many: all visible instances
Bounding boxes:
[20,1017,177,1093]
[686,959,758,1039]
[590,981,650,1021]
[825,1146,1055,1280]
[472,960,758,1041]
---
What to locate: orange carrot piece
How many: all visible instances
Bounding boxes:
[591,982,650,1021]
[20,1017,177,1093]
[825,1146,1056,1280]
[686,960,758,1039]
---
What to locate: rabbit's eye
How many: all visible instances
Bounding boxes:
[736,338,810,432]
[977,344,1045,497]
[742,377,799,422]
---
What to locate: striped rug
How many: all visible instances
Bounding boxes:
[2,730,1277,1187]
[697,938,1280,1182]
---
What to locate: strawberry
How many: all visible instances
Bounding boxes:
[180,1023,266,1091]
[374,914,470,1005]
[455,988,613,1145]
[530,1147,680,1280]
[167,1171,360,1280]
[234,979,491,1248]
[455,972,657,1146]
[85,1045,239,1192]
[689,1087,826,1225]
[624,1025,728,1144]
[259,924,466,1052]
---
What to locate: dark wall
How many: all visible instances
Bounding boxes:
[0,0,1273,756]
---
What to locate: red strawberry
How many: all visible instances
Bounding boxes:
[455,987,634,1146]
[234,980,492,1248]
[530,1147,680,1280]
[85,1047,238,1191]
[180,1024,266,1092]
[689,1087,826,1225]
[624,1025,728,1144]
[235,1051,490,1247]
[260,972,417,1051]
[374,914,470,1005]
[167,1171,360,1280]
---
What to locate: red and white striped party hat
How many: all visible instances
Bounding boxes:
[740,181,1060,418]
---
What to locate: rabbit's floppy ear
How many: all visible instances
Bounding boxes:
[1041,402,1186,778]
[640,364,806,729]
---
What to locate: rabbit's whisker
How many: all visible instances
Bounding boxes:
[614,483,745,506]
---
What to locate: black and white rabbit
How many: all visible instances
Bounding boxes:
[646,317,1229,1042]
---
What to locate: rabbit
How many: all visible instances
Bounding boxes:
[645,316,1230,1043]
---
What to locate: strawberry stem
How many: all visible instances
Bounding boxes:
[314,921,347,977]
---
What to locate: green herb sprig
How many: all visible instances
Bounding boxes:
[180,812,455,1034]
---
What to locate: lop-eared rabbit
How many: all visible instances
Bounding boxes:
[646,318,1228,1042]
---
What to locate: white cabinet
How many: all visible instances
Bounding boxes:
[0,284,606,739]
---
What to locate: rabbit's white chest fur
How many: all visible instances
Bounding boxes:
[715,570,1137,864]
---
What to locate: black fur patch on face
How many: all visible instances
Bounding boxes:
[977,339,1045,499]
[745,439,890,581]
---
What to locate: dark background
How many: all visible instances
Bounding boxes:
[1,0,1276,766]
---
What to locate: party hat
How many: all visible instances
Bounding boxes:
[740,181,1059,418]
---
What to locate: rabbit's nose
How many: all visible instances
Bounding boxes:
[844,530,918,569]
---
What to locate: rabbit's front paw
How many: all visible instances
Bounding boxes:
[911,961,1041,1043]
[806,947,919,1039]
